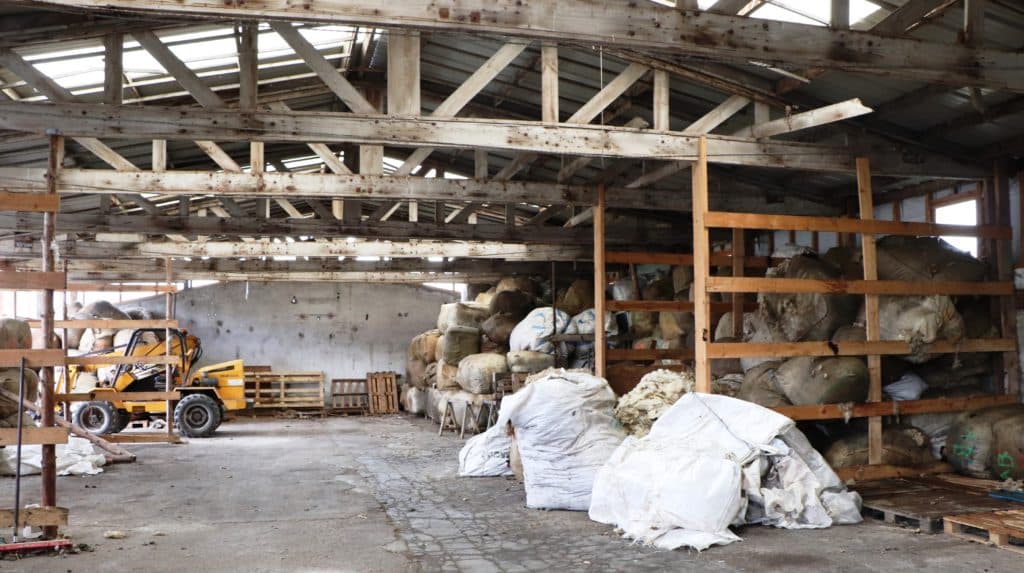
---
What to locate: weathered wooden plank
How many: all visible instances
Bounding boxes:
[692,136,711,394]
[704,211,1011,239]
[773,394,1020,422]
[33,0,1024,90]
[0,506,68,528]
[0,427,69,446]
[0,191,59,212]
[0,349,65,366]
[593,185,606,379]
[707,338,1016,359]
[25,319,178,329]
[56,391,181,402]
[65,282,178,293]
[63,356,181,367]
[706,277,1013,296]
[835,462,954,483]
[0,270,66,290]
[605,251,773,267]
[607,348,695,361]
[0,167,692,211]
[0,102,861,172]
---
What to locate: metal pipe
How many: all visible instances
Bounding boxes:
[12,357,26,542]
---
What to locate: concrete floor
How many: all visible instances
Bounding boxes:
[1,415,1020,572]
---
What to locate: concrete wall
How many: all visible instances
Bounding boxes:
[130,281,457,387]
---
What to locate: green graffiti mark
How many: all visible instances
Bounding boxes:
[1000,470,1013,480]
[952,443,974,460]
[996,451,1015,469]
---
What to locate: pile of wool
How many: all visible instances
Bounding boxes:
[614,369,694,437]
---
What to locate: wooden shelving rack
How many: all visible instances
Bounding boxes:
[0,135,69,538]
[687,137,1019,478]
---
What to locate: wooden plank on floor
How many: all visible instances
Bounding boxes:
[99,432,182,444]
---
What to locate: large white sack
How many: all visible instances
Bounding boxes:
[0,436,106,476]
[496,369,624,511]
[402,386,429,415]
[458,424,514,477]
[589,393,861,551]
[589,437,744,550]
[509,307,570,355]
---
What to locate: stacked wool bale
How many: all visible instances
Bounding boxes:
[607,266,694,364]
[425,277,542,421]
[729,239,999,473]
[0,318,39,428]
[68,300,133,353]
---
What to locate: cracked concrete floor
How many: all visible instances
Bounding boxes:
[1,415,1020,572]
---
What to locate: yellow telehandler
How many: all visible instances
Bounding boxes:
[66,328,249,437]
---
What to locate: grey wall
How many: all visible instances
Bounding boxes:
[131,281,457,386]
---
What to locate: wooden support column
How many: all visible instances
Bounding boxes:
[993,159,1019,395]
[541,44,558,123]
[857,157,883,465]
[152,140,167,172]
[385,32,419,222]
[831,0,849,30]
[41,134,62,538]
[693,136,711,393]
[731,228,744,338]
[593,184,606,379]
[238,24,263,174]
[164,257,174,436]
[653,69,670,130]
[103,33,123,105]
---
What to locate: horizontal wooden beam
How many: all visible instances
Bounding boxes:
[605,251,773,267]
[31,1,1024,90]
[706,277,1013,296]
[0,506,69,528]
[0,167,690,212]
[607,348,695,360]
[605,300,755,313]
[0,270,66,290]
[0,348,66,367]
[65,355,181,367]
[704,211,1012,239]
[0,212,683,246]
[707,338,1016,359]
[835,462,954,483]
[772,393,1020,422]
[65,282,178,293]
[0,427,69,446]
[0,191,58,212]
[56,390,181,402]
[0,102,862,172]
[25,319,178,329]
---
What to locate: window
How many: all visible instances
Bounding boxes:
[933,198,979,257]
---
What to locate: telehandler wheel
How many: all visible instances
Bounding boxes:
[73,401,120,435]
[112,409,131,434]
[174,394,222,438]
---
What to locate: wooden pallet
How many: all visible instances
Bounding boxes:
[245,371,325,409]
[367,371,398,415]
[330,378,369,414]
[853,477,1016,533]
[944,509,1024,554]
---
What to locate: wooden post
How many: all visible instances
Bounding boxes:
[152,140,167,172]
[165,257,174,436]
[593,185,606,378]
[993,159,1019,395]
[653,69,670,131]
[731,228,744,338]
[41,134,62,538]
[541,44,558,123]
[856,157,883,465]
[693,136,711,393]
[103,33,123,105]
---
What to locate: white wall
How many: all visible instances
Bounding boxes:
[131,281,457,386]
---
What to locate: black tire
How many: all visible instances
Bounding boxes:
[111,409,131,434]
[174,394,222,438]
[73,401,120,435]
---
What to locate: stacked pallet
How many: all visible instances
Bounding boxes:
[244,367,325,409]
